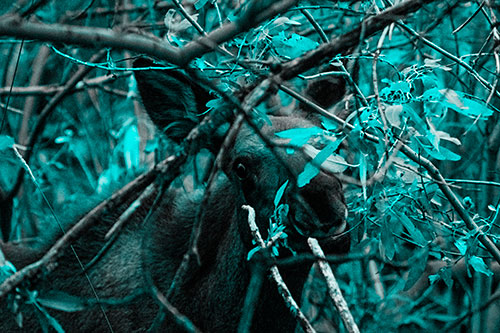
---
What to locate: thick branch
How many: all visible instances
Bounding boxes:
[0,0,298,66]
[308,238,359,333]
[0,15,181,63]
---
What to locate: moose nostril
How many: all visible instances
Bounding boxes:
[320,224,333,234]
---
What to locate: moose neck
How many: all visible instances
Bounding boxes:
[146,183,311,332]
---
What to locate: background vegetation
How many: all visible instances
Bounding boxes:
[0,0,499,332]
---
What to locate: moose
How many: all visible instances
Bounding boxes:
[0,58,349,332]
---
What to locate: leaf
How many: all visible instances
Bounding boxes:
[27,291,66,333]
[428,273,440,284]
[275,127,322,147]
[360,153,367,201]
[454,238,467,255]
[423,58,452,71]
[403,105,429,135]
[122,125,140,170]
[416,138,461,161]
[297,163,319,188]
[385,105,403,128]
[275,204,289,223]
[380,80,411,103]
[426,145,461,161]
[36,291,88,312]
[459,94,494,118]
[194,0,210,10]
[469,256,493,276]
[247,246,261,261]
[321,118,338,131]
[0,135,14,151]
[274,180,289,207]
[38,309,65,333]
[423,88,494,118]
[379,216,395,261]
[144,139,159,154]
[164,9,199,33]
[433,130,461,146]
[297,155,348,187]
[440,89,465,111]
[54,136,70,144]
[303,143,350,173]
[0,261,16,284]
[269,17,301,29]
[397,212,427,246]
[298,140,346,187]
[272,32,319,58]
[437,266,454,288]
[319,154,349,173]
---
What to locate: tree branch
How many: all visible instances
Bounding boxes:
[0,15,181,63]
[0,0,299,66]
[242,205,316,333]
[277,0,439,81]
[308,238,359,333]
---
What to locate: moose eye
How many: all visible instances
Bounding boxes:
[234,162,248,180]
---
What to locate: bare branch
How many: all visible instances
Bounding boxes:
[307,238,359,333]
[0,74,127,96]
[242,205,316,333]
[277,0,440,81]
[0,15,181,63]
[0,0,298,66]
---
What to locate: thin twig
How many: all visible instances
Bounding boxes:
[242,205,316,333]
[0,74,127,96]
[397,21,500,98]
[277,0,439,81]
[7,49,107,200]
[307,238,359,333]
[237,265,265,333]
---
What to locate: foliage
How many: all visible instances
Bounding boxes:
[0,0,499,332]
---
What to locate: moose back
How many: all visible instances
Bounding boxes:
[0,59,349,332]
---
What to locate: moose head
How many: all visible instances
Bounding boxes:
[0,58,349,332]
[135,58,350,331]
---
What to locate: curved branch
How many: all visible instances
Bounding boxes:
[0,15,181,63]
[278,0,440,81]
[0,0,299,66]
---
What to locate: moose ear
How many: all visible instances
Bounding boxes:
[133,58,213,142]
[300,64,347,124]
[303,75,346,110]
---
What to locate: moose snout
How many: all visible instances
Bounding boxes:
[291,176,347,239]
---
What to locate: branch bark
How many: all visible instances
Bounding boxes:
[0,0,299,66]
[277,0,440,82]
